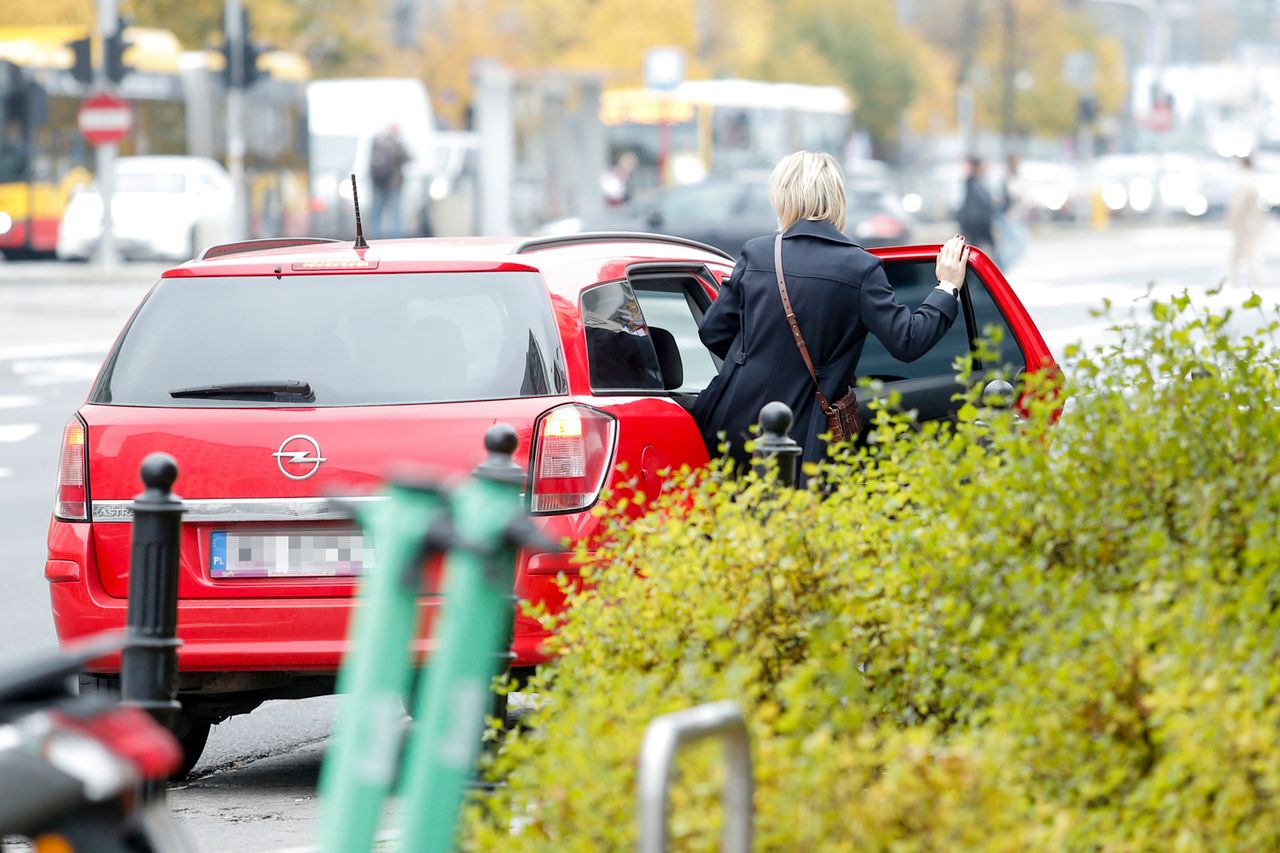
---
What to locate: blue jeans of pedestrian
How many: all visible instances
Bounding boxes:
[369,184,402,238]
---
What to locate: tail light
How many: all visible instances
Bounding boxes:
[530,405,616,514]
[55,417,88,521]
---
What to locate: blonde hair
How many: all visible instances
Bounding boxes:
[768,151,847,232]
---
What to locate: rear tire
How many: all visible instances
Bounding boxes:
[78,675,212,778]
[171,714,212,778]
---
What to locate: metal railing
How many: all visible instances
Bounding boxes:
[637,700,753,853]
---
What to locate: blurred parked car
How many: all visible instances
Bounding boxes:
[900,160,965,223]
[1082,152,1233,220]
[540,176,911,255]
[1012,159,1082,221]
[904,158,1082,224]
[844,158,896,195]
[56,156,234,261]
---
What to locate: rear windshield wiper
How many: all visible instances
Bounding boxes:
[170,380,314,401]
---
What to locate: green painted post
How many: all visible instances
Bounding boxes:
[317,480,449,853]
[397,425,529,853]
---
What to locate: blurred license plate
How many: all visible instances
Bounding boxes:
[209,529,375,579]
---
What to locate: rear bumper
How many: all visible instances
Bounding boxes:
[47,520,560,675]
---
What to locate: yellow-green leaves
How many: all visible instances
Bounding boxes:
[463,293,1280,851]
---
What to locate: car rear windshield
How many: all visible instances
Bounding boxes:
[91,272,568,407]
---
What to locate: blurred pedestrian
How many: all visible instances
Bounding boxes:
[602,151,638,206]
[997,154,1031,269]
[693,151,969,471]
[369,124,409,237]
[957,155,997,258]
[1227,155,1266,290]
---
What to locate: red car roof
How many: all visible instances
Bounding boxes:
[163,235,738,298]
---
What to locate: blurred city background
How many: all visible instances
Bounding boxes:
[1,0,1279,259]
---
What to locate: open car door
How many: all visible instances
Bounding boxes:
[856,246,1053,424]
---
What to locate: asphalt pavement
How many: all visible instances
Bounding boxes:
[0,220,1275,851]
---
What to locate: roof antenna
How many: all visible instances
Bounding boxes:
[350,174,369,249]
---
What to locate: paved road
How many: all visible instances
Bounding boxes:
[0,261,347,851]
[0,222,1274,850]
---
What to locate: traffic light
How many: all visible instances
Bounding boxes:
[104,19,133,85]
[67,36,92,87]
[243,37,266,88]
[221,9,268,90]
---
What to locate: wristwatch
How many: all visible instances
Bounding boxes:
[935,281,960,299]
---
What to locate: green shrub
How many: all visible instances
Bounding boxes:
[462,295,1280,851]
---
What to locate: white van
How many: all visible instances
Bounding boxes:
[306,78,441,239]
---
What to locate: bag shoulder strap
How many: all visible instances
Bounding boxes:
[774,234,834,415]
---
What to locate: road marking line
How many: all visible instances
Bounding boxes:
[0,395,39,410]
[0,424,38,443]
[1015,279,1280,312]
[12,359,102,386]
[0,468,11,479]
[0,340,113,362]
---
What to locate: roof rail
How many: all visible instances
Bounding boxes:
[513,232,735,262]
[199,237,342,261]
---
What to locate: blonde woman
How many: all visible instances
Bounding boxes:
[692,151,971,468]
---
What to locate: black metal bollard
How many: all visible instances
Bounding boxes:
[753,402,802,488]
[121,453,185,772]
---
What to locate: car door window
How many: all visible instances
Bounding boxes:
[965,273,1022,379]
[858,262,1022,381]
[853,259,1026,424]
[581,280,664,392]
[858,262,971,382]
[632,278,719,393]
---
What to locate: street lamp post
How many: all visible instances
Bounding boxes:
[95,0,119,272]
[224,0,247,242]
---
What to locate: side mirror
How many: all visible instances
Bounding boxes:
[982,379,1016,408]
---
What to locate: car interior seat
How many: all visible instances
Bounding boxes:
[647,326,684,391]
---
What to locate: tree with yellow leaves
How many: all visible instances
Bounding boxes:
[11,0,1130,160]
[6,0,385,75]
[974,0,1127,138]
[909,0,1127,140]
[755,0,926,156]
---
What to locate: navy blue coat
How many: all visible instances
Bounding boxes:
[691,218,959,467]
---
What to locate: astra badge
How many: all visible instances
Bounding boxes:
[273,434,327,480]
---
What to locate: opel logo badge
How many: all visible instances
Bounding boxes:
[273,434,327,480]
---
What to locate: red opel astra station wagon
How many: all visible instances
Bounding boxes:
[47,232,1053,770]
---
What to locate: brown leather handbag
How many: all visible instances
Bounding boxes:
[773,234,862,444]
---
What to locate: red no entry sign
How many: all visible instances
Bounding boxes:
[78,93,132,146]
